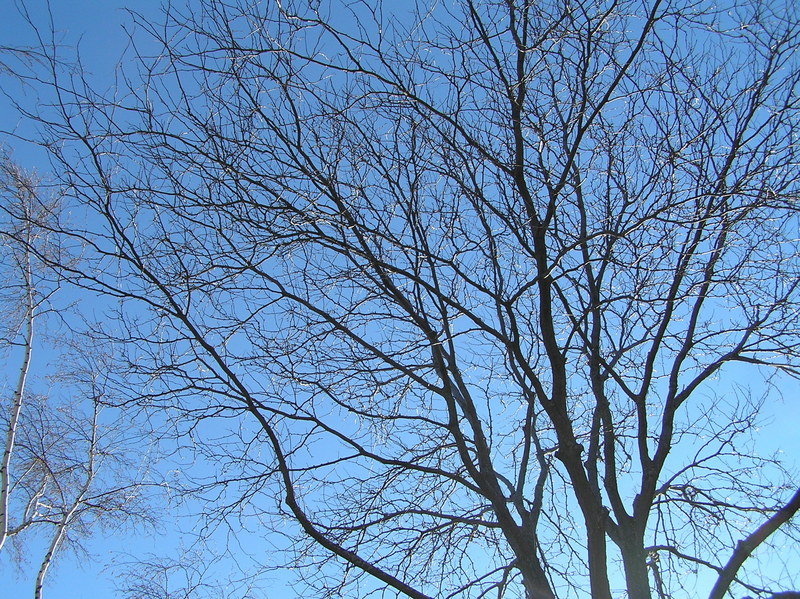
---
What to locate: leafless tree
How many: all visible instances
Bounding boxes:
[0,157,157,598]
[23,0,800,598]
[0,157,60,554]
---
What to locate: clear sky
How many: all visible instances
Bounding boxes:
[1,1,799,599]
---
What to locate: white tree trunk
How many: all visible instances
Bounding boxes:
[33,401,98,599]
[0,250,34,553]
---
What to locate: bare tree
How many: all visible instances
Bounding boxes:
[24,0,800,598]
[0,157,157,597]
[0,157,59,554]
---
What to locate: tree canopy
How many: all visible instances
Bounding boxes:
[3,0,800,597]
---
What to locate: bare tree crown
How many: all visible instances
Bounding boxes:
[8,0,800,597]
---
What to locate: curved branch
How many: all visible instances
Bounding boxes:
[709,486,800,599]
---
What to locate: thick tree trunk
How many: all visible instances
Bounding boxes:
[620,535,653,599]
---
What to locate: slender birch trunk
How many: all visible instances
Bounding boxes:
[0,237,34,553]
[33,401,99,599]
